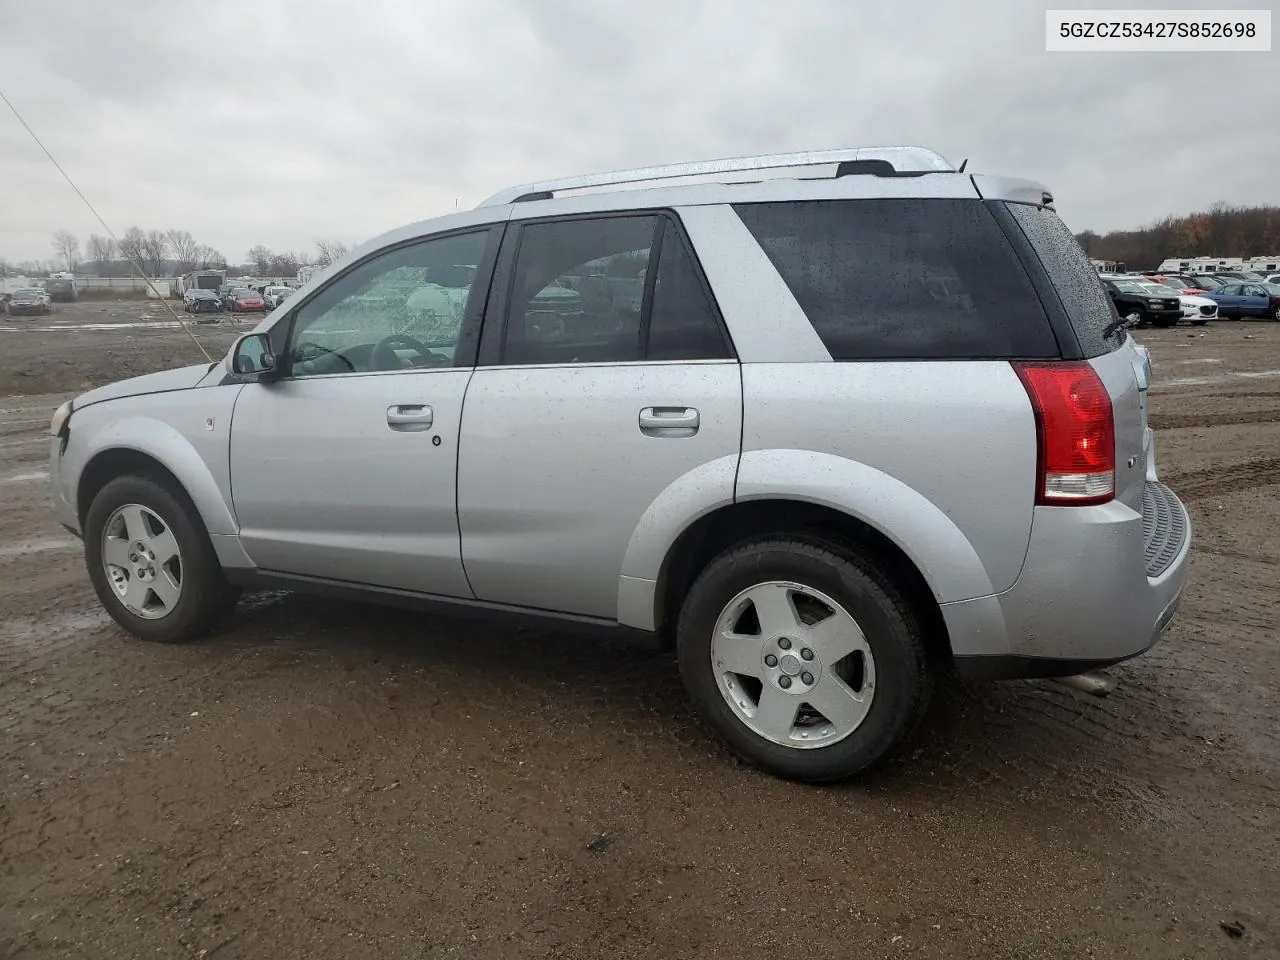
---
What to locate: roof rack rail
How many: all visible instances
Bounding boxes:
[476,146,955,208]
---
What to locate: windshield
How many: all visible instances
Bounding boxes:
[1138,283,1180,296]
[13,289,42,297]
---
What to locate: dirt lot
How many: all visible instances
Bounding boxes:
[2,301,1278,959]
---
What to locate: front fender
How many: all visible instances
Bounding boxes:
[734,450,996,604]
[74,414,238,536]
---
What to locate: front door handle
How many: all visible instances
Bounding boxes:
[387,404,433,431]
[639,406,699,437]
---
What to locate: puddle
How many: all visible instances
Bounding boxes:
[0,538,80,559]
[0,470,48,485]
[0,608,114,648]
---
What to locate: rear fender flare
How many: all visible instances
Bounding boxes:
[732,449,996,603]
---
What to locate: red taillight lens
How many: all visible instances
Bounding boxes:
[1012,361,1115,506]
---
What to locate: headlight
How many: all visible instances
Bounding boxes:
[50,401,71,436]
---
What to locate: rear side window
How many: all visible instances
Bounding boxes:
[733,198,1058,360]
[1004,202,1122,357]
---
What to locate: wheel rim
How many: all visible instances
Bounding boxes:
[101,503,183,619]
[710,581,876,750]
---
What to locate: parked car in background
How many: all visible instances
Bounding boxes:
[45,147,1192,783]
[1199,282,1280,319]
[5,287,52,316]
[1264,274,1280,286]
[1210,271,1268,283]
[226,289,266,313]
[46,273,78,302]
[1129,279,1214,325]
[262,286,294,310]
[1100,276,1183,327]
[1143,274,1210,294]
[1187,274,1229,291]
[184,288,223,314]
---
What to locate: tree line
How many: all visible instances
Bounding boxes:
[37,230,352,279]
[1076,203,1280,269]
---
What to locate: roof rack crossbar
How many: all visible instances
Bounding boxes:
[476,146,955,208]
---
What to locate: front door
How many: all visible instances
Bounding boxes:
[230,227,499,596]
[457,213,741,619]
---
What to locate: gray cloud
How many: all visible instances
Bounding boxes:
[1,0,1275,264]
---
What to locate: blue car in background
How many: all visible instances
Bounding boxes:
[1200,281,1280,320]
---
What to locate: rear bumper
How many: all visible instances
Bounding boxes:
[946,481,1191,680]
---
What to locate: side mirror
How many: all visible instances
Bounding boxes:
[230,332,279,379]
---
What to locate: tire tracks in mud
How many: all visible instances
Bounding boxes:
[1149,410,1280,430]
[1163,457,1280,501]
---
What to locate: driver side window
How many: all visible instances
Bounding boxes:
[287,229,491,377]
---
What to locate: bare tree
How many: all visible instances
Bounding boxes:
[314,239,349,267]
[52,230,80,272]
[86,234,117,276]
[141,230,169,277]
[195,245,227,270]
[166,230,199,274]
[118,226,146,271]
[268,250,302,278]
[246,245,273,275]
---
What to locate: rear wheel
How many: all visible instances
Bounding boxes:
[84,475,240,643]
[1271,304,1280,321]
[676,537,931,782]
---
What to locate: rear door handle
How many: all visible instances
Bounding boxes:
[639,406,699,437]
[387,404,433,431]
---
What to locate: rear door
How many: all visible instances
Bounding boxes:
[457,212,741,619]
[1242,284,1269,316]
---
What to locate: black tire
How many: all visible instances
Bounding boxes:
[84,474,240,643]
[1271,305,1280,321]
[676,536,932,783]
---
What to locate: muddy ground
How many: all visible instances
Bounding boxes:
[2,301,1277,959]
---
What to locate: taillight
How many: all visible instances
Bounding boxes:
[1012,361,1115,506]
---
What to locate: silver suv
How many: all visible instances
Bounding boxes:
[47,147,1191,782]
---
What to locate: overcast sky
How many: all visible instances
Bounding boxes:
[0,0,1275,265]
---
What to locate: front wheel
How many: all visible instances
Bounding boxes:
[1271,305,1280,321]
[84,475,240,643]
[676,537,931,782]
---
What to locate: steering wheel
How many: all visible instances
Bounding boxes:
[371,334,449,370]
[293,341,355,372]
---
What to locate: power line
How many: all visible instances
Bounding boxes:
[0,87,213,362]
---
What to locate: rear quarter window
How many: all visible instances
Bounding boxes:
[732,198,1059,360]
[1003,202,1123,357]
